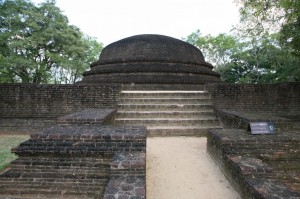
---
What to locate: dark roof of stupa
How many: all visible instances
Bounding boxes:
[82,34,221,84]
[91,34,207,67]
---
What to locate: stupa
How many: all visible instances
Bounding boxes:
[81,34,220,84]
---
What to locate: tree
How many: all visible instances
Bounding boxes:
[231,0,300,82]
[183,30,244,82]
[0,0,102,84]
[235,0,300,56]
[51,35,103,84]
[184,0,300,83]
[183,30,240,68]
[184,30,300,83]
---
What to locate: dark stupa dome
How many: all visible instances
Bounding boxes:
[81,34,220,84]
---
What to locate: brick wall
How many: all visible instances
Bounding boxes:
[206,82,300,115]
[1,82,299,133]
[0,84,121,118]
[4,83,299,119]
[0,84,122,132]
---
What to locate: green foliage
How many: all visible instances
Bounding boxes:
[0,0,103,84]
[184,30,240,68]
[184,31,300,83]
[184,0,300,83]
[235,0,300,56]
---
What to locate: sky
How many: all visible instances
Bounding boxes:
[33,0,240,46]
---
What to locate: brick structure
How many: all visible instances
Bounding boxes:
[206,83,300,131]
[57,109,116,125]
[207,129,300,198]
[0,84,121,133]
[205,83,300,198]
[1,82,299,134]
[0,34,299,198]
[206,83,300,114]
[81,34,221,84]
[0,110,146,199]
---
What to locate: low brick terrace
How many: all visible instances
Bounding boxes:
[57,109,116,125]
[207,128,300,198]
[0,109,146,199]
[215,109,300,132]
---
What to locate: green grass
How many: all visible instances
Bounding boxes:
[0,135,29,172]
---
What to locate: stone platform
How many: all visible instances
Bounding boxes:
[57,109,116,125]
[207,128,300,199]
[215,109,300,132]
[0,109,146,199]
[13,125,146,155]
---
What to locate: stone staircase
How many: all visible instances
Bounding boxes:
[115,89,222,136]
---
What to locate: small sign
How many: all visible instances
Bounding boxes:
[249,122,275,135]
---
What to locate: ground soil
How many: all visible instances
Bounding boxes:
[146,137,241,199]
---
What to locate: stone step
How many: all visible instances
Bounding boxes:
[11,157,111,167]
[121,84,205,91]
[117,89,220,137]
[0,196,46,199]
[0,177,108,185]
[115,117,219,126]
[0,177,107,186]
[122,90,208,94]
[120,90,209,98]
[1,169,109,180]
[102,176,146,198]
[0,186,101,199]
[0,172,108,198]
[119,98,211,104]
[5,167,109,176]
[11,163,109,171]
[147,126,222,136]
[0,193,96,199]
[269,160,300,171]
[118,103,213,111]
[11,163,109,170]
[116,110,215,118]
[0,181,107,191]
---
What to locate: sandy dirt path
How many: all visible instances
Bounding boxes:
[146,137,241,199]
